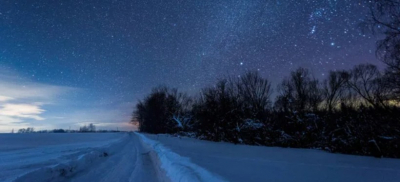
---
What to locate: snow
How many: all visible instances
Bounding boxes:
[2,132,399,182]
[137,132,227,182]
[143,134,400,182]
[0,133,125,182]
[68,133,159,182]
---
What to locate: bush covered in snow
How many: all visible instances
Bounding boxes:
[192,71,272,144]
[133,86,192,134]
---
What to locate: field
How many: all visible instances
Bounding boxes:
[1,133,400,182]
[0,133,155,182]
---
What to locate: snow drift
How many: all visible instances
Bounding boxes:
[136,132,226,182]
[13,133,130,182]
[143,133,400,182]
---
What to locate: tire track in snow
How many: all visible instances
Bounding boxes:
[69,133,159,182]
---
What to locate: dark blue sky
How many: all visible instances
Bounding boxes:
[0,0,382,132]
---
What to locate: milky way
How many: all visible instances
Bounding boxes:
[0,0,382,131]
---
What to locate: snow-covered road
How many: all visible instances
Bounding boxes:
[69,133,159,182]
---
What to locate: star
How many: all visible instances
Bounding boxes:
[0,0,380,130]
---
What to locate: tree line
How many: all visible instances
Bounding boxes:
[132,65,399,157]
[12,123,120,133]
[131,0,400,158]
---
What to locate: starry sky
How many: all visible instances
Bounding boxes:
[0,0,383,132]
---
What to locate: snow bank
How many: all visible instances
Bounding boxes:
[13,133,130,182]
[145,134,400,182]
[136,132,226,182]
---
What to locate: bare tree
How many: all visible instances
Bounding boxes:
[322,71,350,112]
[274,79,295,112]
[308,79,323,111]
[275,67,322,112]
[235,71,272,114]
[291,68,310,111]
[366,0,400,102]
[347,64,390,108]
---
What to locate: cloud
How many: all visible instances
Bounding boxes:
[0,80,73,103]
[0,115,25,124]
[0,103,45,120]
[0,66,134,133]
[0,67,75,132]
[0,96,13,102]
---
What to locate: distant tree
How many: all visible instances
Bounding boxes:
[27,127,34,133]
[79,124,96,132]
[88,123,96,132]
[17,128,25,133]
[17,127,34,133]
[79,125,89,132]
[53,129,66,133]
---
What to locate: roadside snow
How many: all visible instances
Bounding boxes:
[144,134,400,182]
[137,133,227,182]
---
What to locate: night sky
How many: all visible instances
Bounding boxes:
[0,0,382,132]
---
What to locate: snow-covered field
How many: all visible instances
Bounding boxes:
[144,134,400,182]
[0,133,133,182]
[1,132,400,182]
